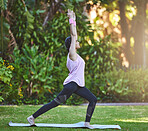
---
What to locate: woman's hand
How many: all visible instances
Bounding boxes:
[67,9,76,21]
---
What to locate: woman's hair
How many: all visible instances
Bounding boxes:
[65,36,71,52]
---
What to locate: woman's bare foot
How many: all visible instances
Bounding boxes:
[84,122,94,129]
[27,115,35,125]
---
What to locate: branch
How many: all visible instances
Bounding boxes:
[42,0,64,27]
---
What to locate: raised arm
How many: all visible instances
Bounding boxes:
[67,9,77,61]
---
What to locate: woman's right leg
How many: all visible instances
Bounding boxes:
[33,100,59,118]
[32,82,78,119]
[27,99,59,125]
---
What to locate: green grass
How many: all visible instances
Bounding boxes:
[0,105,148,131]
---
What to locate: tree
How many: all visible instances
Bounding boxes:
[118,0,132,64]
[88,0,148,67]
[119,0,147,65]
[133,0,147,65]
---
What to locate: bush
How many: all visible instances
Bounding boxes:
[0,35,121,104]
[0,1,121,105]
[0,44,59,104]
[80,36,121,99]
[99,68,148,102]
[0,57,14,102]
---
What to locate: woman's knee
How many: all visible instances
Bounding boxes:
[90,96,97,104]
[54,95,67,104]
[94,96,97,103]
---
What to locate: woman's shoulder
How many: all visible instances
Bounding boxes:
[68,53,79,61]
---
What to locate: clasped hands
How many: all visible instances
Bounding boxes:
[67,9,76,21]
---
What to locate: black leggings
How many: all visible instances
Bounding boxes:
[33,82,97,122]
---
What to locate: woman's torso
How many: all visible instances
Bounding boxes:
[63,53,85,87]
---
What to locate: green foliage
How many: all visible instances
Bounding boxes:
[23,10,35,44]
[0,57,13,84]
[65,1,74,10]
[0,57,13,102]
[99,0,118,11]
[0,2,10,57]
[0,0,8,10]
[9,0,27,49]
[9,44,59,104]
[81,36,120,96]
[0,0,122,105]
[99,68,148,102]
[65,0,85,10]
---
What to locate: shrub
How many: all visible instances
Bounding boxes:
[4,44,59,104]
[80,36,121,99]
[99,68,148,102]
[0,57,13,102]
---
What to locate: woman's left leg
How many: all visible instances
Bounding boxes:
[74,87,97,122]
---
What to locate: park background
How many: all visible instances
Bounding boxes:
[0,0,148,105]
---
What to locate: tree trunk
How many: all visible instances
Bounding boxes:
[133,0,146,65]
[119,0,132,65]
[1,2,4,57]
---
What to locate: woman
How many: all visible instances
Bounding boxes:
[27,9,97,129]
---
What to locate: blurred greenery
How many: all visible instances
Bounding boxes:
[100,68,148,102]
[0,0,148,104]
[0,57,13,102]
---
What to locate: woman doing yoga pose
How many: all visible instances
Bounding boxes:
[27,9,97,129]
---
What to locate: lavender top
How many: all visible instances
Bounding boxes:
[63,53,85,87]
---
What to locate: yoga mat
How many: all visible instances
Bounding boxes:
[9,121,121,129]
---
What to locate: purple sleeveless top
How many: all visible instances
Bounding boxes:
[63,53,85,87]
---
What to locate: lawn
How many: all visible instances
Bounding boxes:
[0,105,148,131]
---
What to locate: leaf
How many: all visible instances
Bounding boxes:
[28,24,34,30]
[102,91,106,94]
[43,85,51,88]
[39,77,46,82]
[99,86,104,91]
[33,31,37,38]
[0,96,4,102]
[36,10,46,14]
[3,76,10,84]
